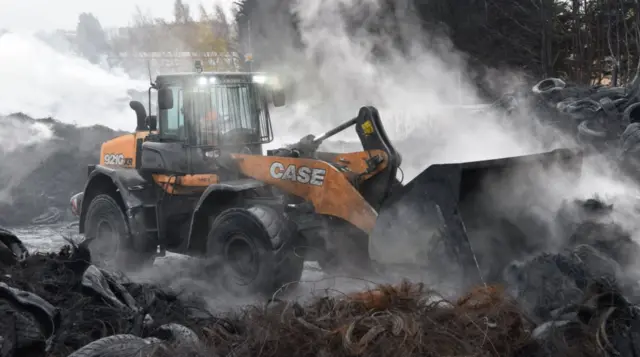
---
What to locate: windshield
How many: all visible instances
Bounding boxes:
[158,81,270,146]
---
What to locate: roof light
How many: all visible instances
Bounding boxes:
[197,77,217,85]
[253,75,267,84]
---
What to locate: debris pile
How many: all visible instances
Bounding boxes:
[2,206,640,356]
[207,241,640,357]
[0,113,125,226]
[529,77,640,156]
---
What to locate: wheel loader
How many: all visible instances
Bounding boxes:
[70,68,584,296]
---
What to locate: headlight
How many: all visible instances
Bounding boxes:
[197,77,217,85]
[70,192,83,217]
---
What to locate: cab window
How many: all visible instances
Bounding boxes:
[159,86,185,140]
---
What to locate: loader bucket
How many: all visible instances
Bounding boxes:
[368,148,583,286]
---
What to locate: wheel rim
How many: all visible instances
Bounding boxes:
[92,219,119,266]
[224,233,259,284]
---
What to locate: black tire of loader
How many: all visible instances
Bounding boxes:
[83,194,154,272]
[206,206,304,297]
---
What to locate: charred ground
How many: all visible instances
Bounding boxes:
[2,196,640,356]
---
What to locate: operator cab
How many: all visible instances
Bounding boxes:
[139,70,286,176]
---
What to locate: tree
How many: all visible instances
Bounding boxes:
[233,0,640,87]
[75,13,110,64]
[174,3,238,71]
[234,0,303,71]
[173,0,192,24]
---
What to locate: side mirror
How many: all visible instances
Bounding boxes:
[146,115,157,131]
[158,88,174,110]
[272,89,286,107]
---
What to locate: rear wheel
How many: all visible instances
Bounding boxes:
[83,194,155,272]
[206,206,304,297]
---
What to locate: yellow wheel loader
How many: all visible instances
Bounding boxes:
[70,68,583,296]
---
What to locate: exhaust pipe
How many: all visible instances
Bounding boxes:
[129,101,147,131]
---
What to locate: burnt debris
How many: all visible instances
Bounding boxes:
[1,200,640,357]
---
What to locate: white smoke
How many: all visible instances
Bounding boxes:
[1,0,638,298]
[253,0,553,180]
[245,0,640,291]
[0,116,54,152]
[0,32,147,209]
[0,32,147,131]
[255,0,640,204]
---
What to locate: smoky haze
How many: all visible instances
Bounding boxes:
[248,0,640,202]
[113,0,640,301]
[0,116,55,204]
[0,32,148,131]
[0,30,148,212]
[242,0,640,293]
[253,0,556,170]
[2,0,640,303]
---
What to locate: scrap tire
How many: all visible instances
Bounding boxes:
[83,194,154,272]
[206,206,304,297]
[67,334,159,357]
[0,301,45,355]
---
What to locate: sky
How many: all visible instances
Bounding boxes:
[0,0,235,32]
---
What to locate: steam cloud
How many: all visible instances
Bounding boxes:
[0,31,147,205]
[110,0,640,300]
[0,115,55,204]
[0,32,147,131]
[0,116,54,152]
[252,0,640,292]
[3,0,640,302]
[256,0,640,202]
[259,0,555,175]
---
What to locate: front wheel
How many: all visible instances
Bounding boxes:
[83,194,155,272]
[206,206,304,297]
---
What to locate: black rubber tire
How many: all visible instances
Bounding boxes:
[0,227,28,260]
[0,300,46,356]
[577,119,607,138]
[150,323,201,348]
[67,334,159,357]
[83,194,154,272]
[0,303,16,357]
[0,241,17,267]
[206,206,304,297]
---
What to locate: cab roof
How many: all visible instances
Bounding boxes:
[156,71,266,79]
[155,71,269,86]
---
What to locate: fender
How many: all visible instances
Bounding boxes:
[78,165,154,234]
[186,178,266,252]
